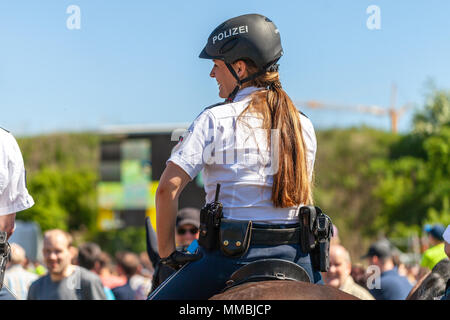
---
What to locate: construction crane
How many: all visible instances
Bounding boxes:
[297,84,411,133]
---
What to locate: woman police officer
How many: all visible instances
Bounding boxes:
[149,13,321,300]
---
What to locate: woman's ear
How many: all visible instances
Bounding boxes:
[234,60,247,78]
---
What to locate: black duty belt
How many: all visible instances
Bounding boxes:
[250,225,300,246]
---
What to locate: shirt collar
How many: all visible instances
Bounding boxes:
[8,264,24,271]
[382,267,398,276]
[340,275,355,290]
[233,86,262,102]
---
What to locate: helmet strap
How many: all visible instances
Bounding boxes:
[224,62,242,103]
[224,62,266,103]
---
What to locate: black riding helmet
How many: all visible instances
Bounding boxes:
[199,13,283,102]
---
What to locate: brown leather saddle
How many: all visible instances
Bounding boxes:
[223,258,312,292]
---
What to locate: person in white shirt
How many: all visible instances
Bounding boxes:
[444,225,450,258]
[149,14,320,300]
[0,127,34,299]
[4,243,38,300]
[0,128,34,238]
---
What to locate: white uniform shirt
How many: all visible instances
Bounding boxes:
[444,225,450,244]
[0,129,34,216]
[168,87,317,224]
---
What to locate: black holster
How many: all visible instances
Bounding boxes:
[0,231,10,290]
[198,201,223,250]
[298,206,333,272]
[298,206,317,253]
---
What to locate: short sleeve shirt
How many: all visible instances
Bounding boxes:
[27,266,107,300]
[369,268,412,300]
[444,225,450,244]
[167,87,317,224]
[0,129,34,216]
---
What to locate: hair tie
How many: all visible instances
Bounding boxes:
[269,81,282,90]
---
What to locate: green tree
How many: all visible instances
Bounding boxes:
[368,88,450,238]
[19,167,98,232]
[17,133,99,232]
[413,86,450,135]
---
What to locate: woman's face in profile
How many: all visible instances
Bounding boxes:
[210,59,238,98]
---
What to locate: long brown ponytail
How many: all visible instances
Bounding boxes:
[237,59,313,207]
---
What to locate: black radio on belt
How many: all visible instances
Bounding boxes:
[298,206,334,272]
[0,231,11,290]
[198,184,223,250]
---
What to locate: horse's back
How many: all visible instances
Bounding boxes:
[210,281,359,300]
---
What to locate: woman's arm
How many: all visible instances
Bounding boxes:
[155,161,191,258]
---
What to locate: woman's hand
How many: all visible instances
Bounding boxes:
[155,162,191,258]
[0,213,16,239]
[160,250,203,270]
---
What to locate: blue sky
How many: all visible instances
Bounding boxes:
[1,0,449,136]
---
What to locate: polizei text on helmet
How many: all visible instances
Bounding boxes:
[212,25,249,44]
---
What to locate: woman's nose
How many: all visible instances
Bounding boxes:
[210,67,215,78]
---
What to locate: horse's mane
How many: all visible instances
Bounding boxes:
[407,258,449,300]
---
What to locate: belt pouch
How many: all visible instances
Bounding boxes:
[219,219,252,258]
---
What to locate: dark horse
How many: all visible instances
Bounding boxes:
[145,218,358,300]
[406,258,450,300]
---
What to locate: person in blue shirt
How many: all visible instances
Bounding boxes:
[362,240,413,300]
[111,252,140,300]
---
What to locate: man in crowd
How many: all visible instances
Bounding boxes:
[363,240,412,300]
[443,225,449,299]
[445,225,450,258]
[27,229,106,300]
[421,224,447,270]
[77,242,115,300]
[3,243,38,299]
[150,207,201,293]
[111,251,141,300]
[326,244,374,300]
[0,128,35,300]
[175,207,200,250]
[97,251,127,289]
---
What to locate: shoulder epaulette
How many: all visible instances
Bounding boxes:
[204,101,227,111]
[298,110,308,119]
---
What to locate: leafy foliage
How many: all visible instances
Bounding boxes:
[368,88,450,238]
[413,86,450,135]
[16,133,99,232]
[87,227,147,256]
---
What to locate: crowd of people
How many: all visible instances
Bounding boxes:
[2,204,448,300]
[3,229,153,300]
[325,223,449,300]
[1,207,202,300]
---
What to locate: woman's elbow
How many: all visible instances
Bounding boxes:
[155,182,176,201]
[156,184,168,199]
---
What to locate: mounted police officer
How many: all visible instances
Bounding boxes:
[0,127,35,299]
[149,13,327,300]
